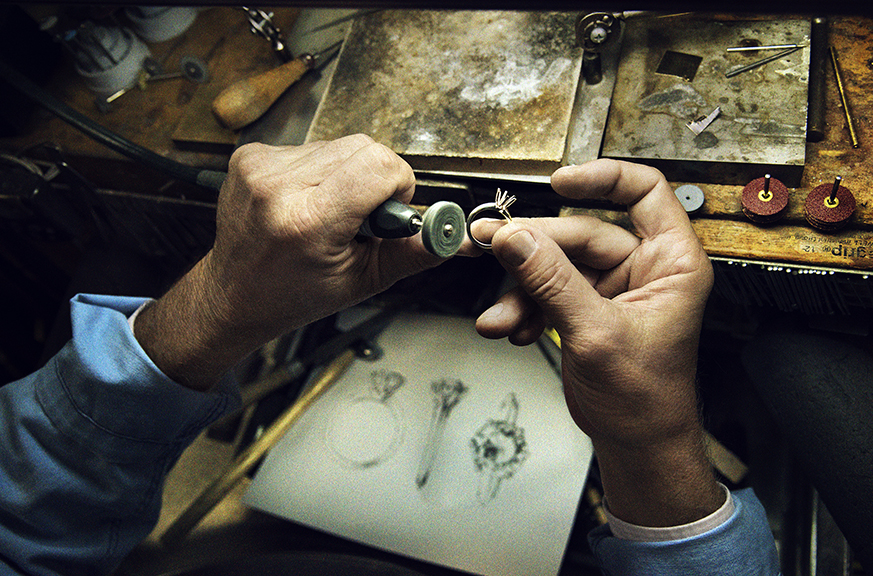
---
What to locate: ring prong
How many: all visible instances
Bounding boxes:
[466,190,517,252]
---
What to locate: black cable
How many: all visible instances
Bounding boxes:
[0,59,227,192]
[0,60,467,252]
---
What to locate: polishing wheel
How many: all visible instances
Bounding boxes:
[741,175,789,224]
[674,184,705,214]
[359,198,465,258]
[179,56,209,83]
[805,179,856,231]
[421,201,465,258]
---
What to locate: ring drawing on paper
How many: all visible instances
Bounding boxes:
[471,392,528,504]
[325,369,406,469]
[415,378,469,489]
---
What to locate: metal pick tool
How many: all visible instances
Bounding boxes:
[726,43,801,52]
[97,56,208,112]
[830,46,860,148]
[725,45,803,78]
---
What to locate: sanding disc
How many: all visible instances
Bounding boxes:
[741,176,789,224]
[421,201,465,258]
[805,182,856,231]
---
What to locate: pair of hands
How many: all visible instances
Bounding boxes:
[136,134,722,526]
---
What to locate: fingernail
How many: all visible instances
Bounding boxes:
[502,230,537,266]
[478,302,505,322]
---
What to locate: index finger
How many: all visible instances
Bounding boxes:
[551,159,693,240]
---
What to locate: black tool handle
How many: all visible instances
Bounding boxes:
[358,198,422,239]
[806,17,828,142]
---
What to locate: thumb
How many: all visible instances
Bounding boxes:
[491,223,606,337]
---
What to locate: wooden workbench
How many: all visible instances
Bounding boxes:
[685,16,871,271]
[570,17,873,272]
[1,9,871,271]
[0,7,300,201]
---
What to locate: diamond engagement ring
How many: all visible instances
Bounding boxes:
[465,189,517,251]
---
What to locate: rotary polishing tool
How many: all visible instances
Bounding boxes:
[359,198,466,258]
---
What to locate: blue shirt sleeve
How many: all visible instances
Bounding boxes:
[588,488,781,576]
[0,294,241,576]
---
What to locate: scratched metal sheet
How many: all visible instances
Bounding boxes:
[601,18,810,186]
[305,10,583,177]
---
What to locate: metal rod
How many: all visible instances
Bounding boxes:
[763,174,771,197]
[830,176,842,202]
[727,43,800,52]
[806,17,828,142]
[725,45,802,78]
[830,46,860,148]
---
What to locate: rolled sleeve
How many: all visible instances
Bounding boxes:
[36,294,239,463]
[0,294,241,575]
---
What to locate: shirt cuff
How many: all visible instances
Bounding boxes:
[35,293,241,463]
[127,298,155,332]
[604,483,734,542]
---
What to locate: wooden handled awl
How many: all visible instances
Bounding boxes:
[212,41,342,130]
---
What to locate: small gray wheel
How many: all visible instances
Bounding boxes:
[674,184,705,214]
[421,201,465,258]
[142,57,163,76]
[179,56,209,83]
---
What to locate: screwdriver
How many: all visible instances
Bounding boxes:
[212,41,342,130]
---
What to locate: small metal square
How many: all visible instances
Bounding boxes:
[655,50,703,81]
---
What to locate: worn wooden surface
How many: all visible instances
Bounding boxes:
[568,16,873,271]
[1,11,870,269]
[0,7,299,200]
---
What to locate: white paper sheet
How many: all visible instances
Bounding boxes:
[245,312,593,576]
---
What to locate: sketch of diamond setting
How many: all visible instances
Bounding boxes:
[471,392,528,504]
[416,379,468,489]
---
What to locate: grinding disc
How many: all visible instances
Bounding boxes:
[805,182,856,231]
[741,176,789,224]
[674,184,705,214]
[421,201,465,258]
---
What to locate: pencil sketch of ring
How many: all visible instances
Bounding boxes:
[466,188,517,251]
[470,392,528,504]
[416,379,468,489]
[325,370,406,469]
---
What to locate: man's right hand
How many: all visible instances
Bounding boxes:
[476,159,723,528]
[135,135,449,392]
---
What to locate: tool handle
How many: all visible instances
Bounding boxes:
[212,58,309,130]
[358,198,423,239]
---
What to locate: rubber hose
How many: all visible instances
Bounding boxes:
[0,59,227,191]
